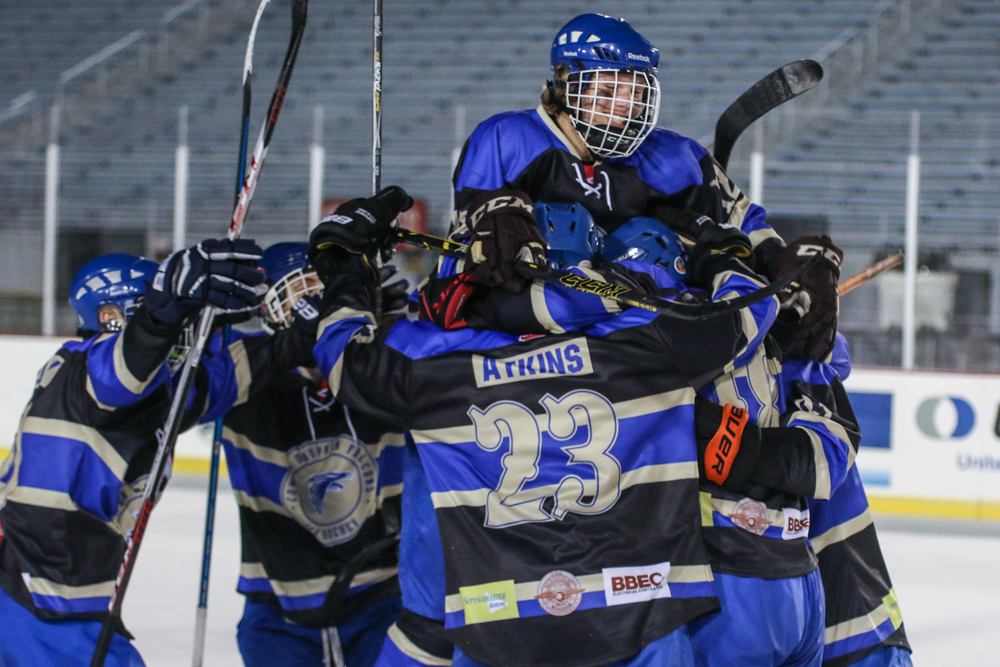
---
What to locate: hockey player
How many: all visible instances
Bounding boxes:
[220,241,407,667]
[0,241,266,665]
[427,213,850,666]
[803,337,913,667]
[445,12,843,361]
[307,186,781,667]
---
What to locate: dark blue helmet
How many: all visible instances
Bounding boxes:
[602,216,688,282]
[69,253,158,333]
[534,202,604,270]
[259,242,309,284]
[551,14,659,75]
[260,241,321,329]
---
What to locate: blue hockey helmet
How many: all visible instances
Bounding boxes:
[69,253,158,334]
[534,201,604,270]
[260,241,322,329]
[260,242,310,283]
[602,216,688,282]
[551,13,659,75]
[549,15,661,159]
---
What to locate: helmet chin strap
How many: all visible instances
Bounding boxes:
[554,110,596,163]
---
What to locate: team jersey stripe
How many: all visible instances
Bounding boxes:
[224,445,287,503]
[429,461,696,510]
[810,508,873,554]
[238,563,398,611]
[229,339,252,407]
[233,488,291,517]
[86,332,165,407]
[223,429,289,467]
[23,574,115,614]
[824,589,903,657]
[5,486,78,512]
[387,623,454,666]
[20,417,127,479]
[443,564,714,624]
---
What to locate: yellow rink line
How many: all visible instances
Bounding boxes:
[1,445,999,521]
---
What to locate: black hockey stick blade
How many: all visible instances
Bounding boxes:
[713,60,823,170]
[392,228,819,321]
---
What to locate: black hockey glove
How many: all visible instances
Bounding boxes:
[770,235,843,360]
[694,395,762,489]
[464,189,547,294]
[144,238,265,326]
[308,186,414,284]
[379,265,411,314]
[655,209,753,286]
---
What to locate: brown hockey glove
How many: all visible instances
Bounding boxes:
[464,189,547,294]
[771,235,843,360]
[694,395,761,488]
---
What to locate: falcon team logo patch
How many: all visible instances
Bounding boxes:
[115,475,151,542]
[729,497,772,536]
[281,436,378,546]
[535,570,585,616]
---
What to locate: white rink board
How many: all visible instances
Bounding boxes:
[0,334,214,457]
[844,367,1000,508]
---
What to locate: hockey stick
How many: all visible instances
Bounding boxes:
[712,60,824,170]
[838,250,903,296]
[392,228,820,321]
[90,2,308,665]
[191,3,271,665]
[370,0,385,329]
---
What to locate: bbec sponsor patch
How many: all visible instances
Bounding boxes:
[602,561,671,607]
[782,507,810,540]
[472,338,593,388]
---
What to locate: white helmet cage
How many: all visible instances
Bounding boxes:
[563,68,660,159]
[262,266,323,329]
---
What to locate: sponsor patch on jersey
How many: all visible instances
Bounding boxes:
[281,435,378,547]
[473,338,593,388]
[602,562,671,607]
[729,497,771,536]
[782,507,810,540]
[535,570,585,616]
[460,579,519,624]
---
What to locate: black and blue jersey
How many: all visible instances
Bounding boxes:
[444,107,782,279]
[312,260,777,667]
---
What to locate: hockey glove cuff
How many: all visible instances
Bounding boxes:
[694,395,761,488]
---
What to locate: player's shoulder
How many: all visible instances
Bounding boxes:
[383,319,521,361]
[640,127,709,159]
[472,108,544,132]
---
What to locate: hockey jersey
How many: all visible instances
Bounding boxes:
[312,260,777,667]
[443,106,783,279]
[0,309,298,622]
[217,328,405,627]
[806,337,911,666]
[459,261,858,581]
